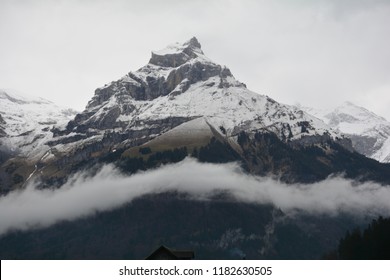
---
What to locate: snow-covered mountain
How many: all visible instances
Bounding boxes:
[302,102,390,163]
[9,37,387,192]
[2,38,390,261]
[0,89,77,160]
[52,37,343,150]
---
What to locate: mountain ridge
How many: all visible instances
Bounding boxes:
[301,102,390,163]
[58,37,343,142]
[0,89,77,159]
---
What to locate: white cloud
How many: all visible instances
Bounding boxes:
[0,158,389,236]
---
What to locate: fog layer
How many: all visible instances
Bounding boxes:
[0,158,389,235]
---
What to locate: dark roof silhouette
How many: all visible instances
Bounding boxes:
[146,245,194,260]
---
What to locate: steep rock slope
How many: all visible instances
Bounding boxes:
[50,37,345,156]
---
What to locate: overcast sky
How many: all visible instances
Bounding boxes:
[1,0,389,119]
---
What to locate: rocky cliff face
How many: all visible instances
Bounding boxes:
[53,37,343,145]
[61,37,240,134]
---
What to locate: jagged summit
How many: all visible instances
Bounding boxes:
[186,36,202,49]
[86,37,238,109]
[149,37,204,68]
[63,38,343,146]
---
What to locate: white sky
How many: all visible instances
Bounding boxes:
[1,0,389,120]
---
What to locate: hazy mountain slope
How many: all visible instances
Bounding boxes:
[0,193,361,260]
[303,102,390,163]
[0,89,77,160]
[58,37,341,144]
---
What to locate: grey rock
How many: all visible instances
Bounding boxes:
[348,135,378,156]
[0,113,5,125]
[149,37,203,68]
[0,113,6,137]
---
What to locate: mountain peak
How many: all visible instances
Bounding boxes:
[186,36,201,49]
[149,37,205,68]
[0,89,52,105]
[304,102,390,163]
[333,101,386,122]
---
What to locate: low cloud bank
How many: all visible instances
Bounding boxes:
[1,158,390,235]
